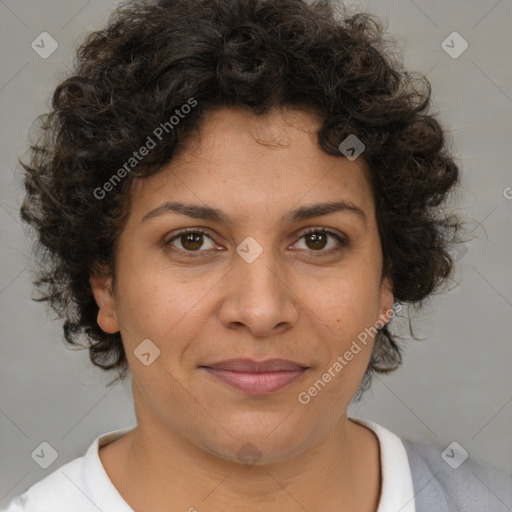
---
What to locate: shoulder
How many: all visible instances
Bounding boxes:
[0,445,111,512]
[1,427,133,512]
[401,437,512,512]
[0,455,95,512]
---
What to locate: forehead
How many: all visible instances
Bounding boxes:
[126,107,375,226]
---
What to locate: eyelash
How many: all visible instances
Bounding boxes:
[164,227,348,258]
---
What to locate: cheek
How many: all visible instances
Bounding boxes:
[112,244,226,377]
[316,273,381,340]
[114,256,218,358]
[120,285,203,340]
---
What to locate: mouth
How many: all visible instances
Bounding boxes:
[199,358,310,395]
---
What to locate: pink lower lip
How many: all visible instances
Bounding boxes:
[202,368,307,395]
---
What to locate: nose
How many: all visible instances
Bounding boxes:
[217,246,300,338]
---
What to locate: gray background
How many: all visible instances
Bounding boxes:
[1,0,511,507]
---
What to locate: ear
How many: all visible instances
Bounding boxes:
[89,267,120,334]
[377,275,395,327]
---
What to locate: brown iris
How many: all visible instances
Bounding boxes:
[181,232,204,251]
[305,232,328,250]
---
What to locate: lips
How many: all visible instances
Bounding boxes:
[200,358,309,395]
[203,358,308,372]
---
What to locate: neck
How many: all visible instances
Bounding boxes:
[99,414,381,512]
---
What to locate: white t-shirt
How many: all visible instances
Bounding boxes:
[2,417,416,512]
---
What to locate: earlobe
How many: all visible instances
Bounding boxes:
[89,270,120,334]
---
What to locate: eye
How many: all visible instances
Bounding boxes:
[293,228,348,254]
[165,229,217,254]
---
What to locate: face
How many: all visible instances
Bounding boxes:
[91,106,394,464]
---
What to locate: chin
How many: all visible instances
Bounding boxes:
[197,421,313,466]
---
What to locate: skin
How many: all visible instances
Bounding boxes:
[90,106,394,512]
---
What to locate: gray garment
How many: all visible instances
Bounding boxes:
[402,438,512,511]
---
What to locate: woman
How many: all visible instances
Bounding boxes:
[4,0,511,510]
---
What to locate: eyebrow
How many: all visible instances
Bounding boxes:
[141,200,367,227]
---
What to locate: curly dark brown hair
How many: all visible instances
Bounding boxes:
[19,0,466,396]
